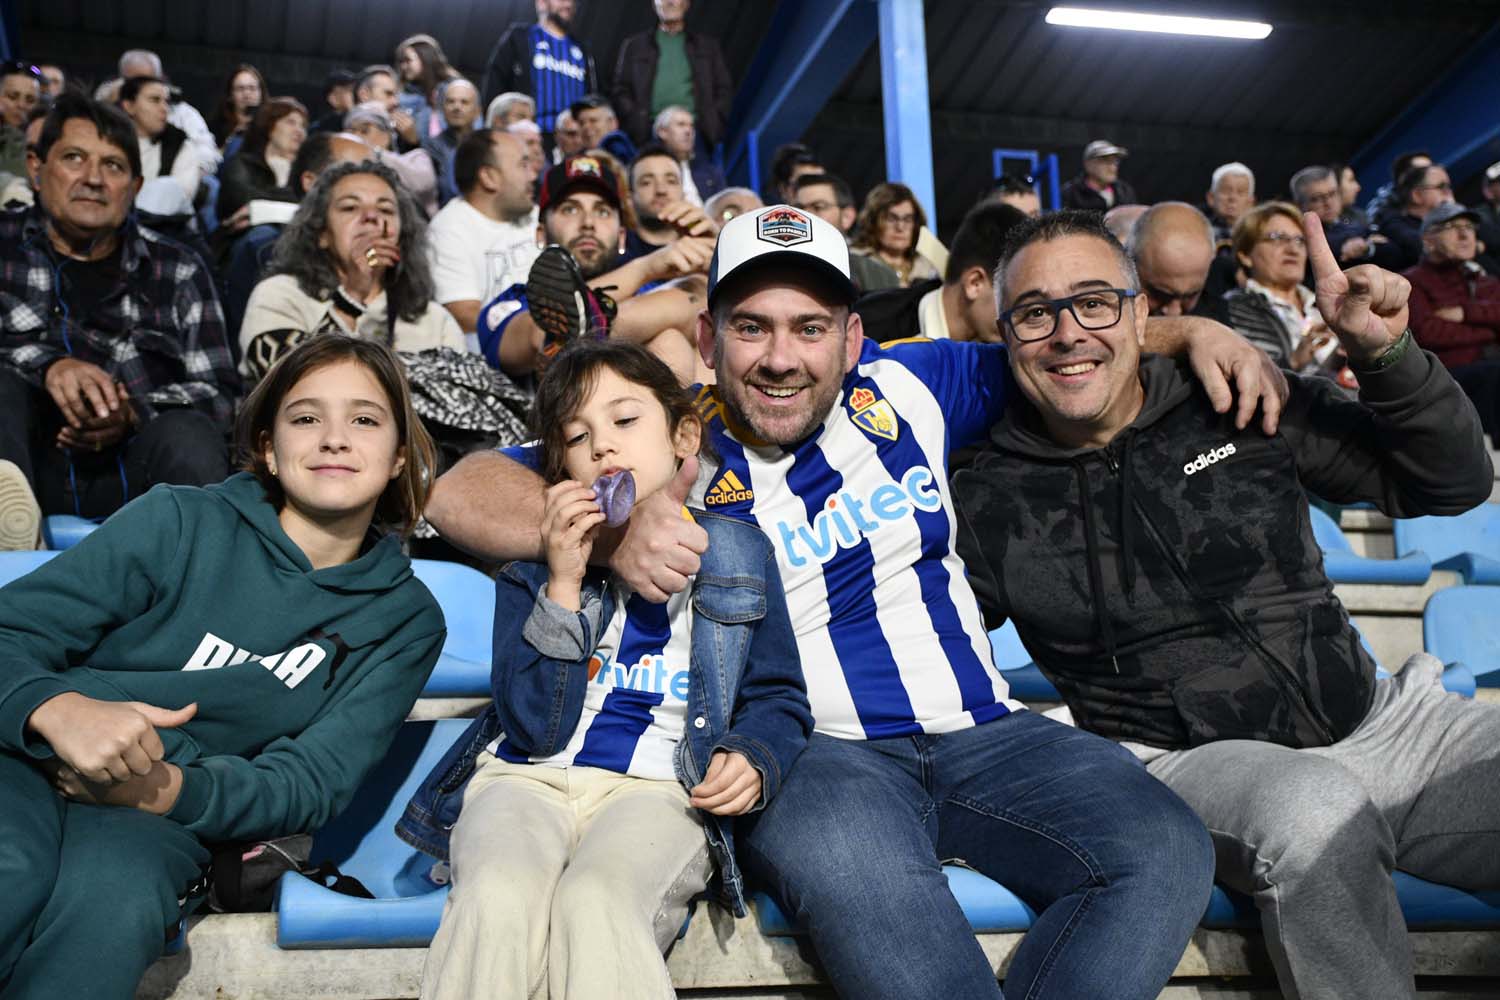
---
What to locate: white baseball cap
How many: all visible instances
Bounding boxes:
[707,204,857,309]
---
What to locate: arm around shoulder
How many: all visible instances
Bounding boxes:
[426,449,548,562]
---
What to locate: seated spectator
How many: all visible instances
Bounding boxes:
[354,64,420,152]
[1366,150,1430,226]
[0,62,41,188]
[1291,164,1375,266]
[654,105,722,206]
[211,63,265,151]
[1334,162,1367,227]
[311,68,357,133]
[571,94,635,164]
[793,172,900,294]
[37,63,64,100]
[854,201,1027,344]
[1405,202,1500,443]
[623,143,715,261]
[425,78,482,205]
[239,160,465,381]
[1060,139,1137,212]
[411,338,809,1000]
[1128,202,1227,322]
[476,154,714,381]
[1,104,47,208]
[219,131,374,341]
[485,91,535,129]
[120,76,202,202]
[345,102,439,216]
[612,0,732,148]
[0,94,237,539]
[953,208,1497,1000]
[984,172,1041,217]
[427,129,540,334]
[1374,162,1456,272]
[550,107,584,162]
[113,50,220,174]
[768,141,820,204]
[703,185,760,225]
[0,335,443,997]
[1204,162,1253,243]
[1225,202,1344,379]
[507,119,545,180]
[849,182,940,287]
[395,34,460,145]
[216,97,307,223]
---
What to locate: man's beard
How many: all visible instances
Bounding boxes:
[712,335,844,447]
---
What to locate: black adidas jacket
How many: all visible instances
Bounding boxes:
[952,347,1492,751]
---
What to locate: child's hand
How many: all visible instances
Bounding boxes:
[541,480,605,609]
[689,750,761,816]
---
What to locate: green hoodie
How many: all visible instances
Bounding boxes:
[0,473,445,843]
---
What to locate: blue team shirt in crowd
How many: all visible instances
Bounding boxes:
[528,26,588,132]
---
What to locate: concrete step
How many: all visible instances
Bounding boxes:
[135,913,1500,1000]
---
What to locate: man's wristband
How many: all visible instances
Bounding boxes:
[1352,329,1413,374]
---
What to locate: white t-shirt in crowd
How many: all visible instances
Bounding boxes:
[427,198,541,319]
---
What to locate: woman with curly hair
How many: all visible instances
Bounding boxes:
[239,159,464,381]
[849,181,940,287]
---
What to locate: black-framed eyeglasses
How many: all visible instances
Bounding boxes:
[1000,288,1137,343]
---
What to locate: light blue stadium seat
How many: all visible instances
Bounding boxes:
[1310,507,1431,585]
[41,515,98,550]
[275,718,466,948]
[1394,505,1500,584]
[410,559,495,698]
[755,870,1500,936]
[1424,586,1500,687]
[0,549,59,585]
[988,621,1061,701]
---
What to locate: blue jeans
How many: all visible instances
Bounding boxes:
[740,711,1214,999]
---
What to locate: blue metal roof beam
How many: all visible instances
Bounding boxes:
[722,0,880,194]
[1349,21,1500,200]
[878,0,936,221]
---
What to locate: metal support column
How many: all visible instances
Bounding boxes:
[877,0,936,220]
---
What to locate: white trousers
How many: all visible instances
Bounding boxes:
[421,753,713,1000]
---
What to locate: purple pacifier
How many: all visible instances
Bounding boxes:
[592,469,636,527]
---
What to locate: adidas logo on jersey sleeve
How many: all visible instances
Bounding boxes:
[706,470,754,505]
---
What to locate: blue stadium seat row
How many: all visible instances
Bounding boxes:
[1396,505,1500,585]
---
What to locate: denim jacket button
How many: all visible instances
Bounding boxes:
[693,716,706,729]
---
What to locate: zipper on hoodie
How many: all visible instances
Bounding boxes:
[1126,494,1338,745]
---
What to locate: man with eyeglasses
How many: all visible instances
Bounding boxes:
[1127,201,1230,323]
[953,208,1498,1000]
[1376,162,1455,272]
[793,172,900,294]
[1405,202,1500,444]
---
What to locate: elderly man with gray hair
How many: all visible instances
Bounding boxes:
[652,104,723,206]
[1290,163,1391,268]
[486,91,535,128]
[1205,161,1254,243]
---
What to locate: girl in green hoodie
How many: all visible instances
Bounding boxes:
[0,337,446,1000]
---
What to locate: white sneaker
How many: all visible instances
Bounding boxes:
[0,460,42,551]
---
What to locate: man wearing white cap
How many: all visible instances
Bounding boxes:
[1061,138,1138,213]
[426,204,1285,998]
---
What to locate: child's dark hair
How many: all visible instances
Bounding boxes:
[532,340,710,484]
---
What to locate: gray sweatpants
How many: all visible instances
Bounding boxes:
[1146,654,1500,1000]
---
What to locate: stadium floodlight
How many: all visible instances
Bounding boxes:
[1044,7,1273,39]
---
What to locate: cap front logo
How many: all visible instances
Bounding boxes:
[569,156,602,178]
[757,207,813,247]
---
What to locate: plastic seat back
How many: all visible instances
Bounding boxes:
[0,550,59,586]
[410,560,495,697]
[1395,505,1500,584]
[1310,507,1431,584]
[987,621,1062,701]
[1424,586,1500,683]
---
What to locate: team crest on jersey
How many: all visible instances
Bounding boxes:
[706,469,754,505]
[757,207,812,247]
[849,388,899,442]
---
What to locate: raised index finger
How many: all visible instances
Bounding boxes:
[1302,211,1340,284]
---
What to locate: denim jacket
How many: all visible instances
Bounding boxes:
[396,509,810,915]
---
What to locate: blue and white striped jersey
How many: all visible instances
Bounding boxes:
[490,581,691,780]
[527,26,589,132]
[695,337,1022,740]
